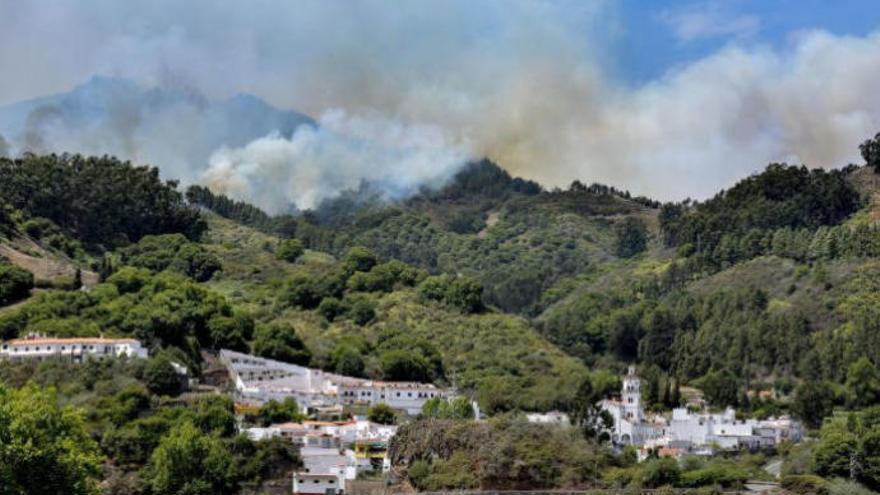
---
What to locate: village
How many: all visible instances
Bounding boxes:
[0,334,804,494]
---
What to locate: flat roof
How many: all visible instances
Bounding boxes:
[4,337,140,346]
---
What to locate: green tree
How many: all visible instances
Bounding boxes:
[570,376,614,440]
[207,313,253,352]
[0,384,103,495]
[194,395,237,436]
[146,422,235,495]
[639,457,681,488]
[861,132,880,173]
[275,239,305,263]
[0,264,34,305]
[256,398,303,427]
[421,397,475,420]
[252,323,312,365]
[693,369,740,408]
[614,217,648,258]
[368,403,397,425]
[847,357,880,410]
[792,380,837,429]
[317,297,347,322]
[344,246,378,273]
[346,295,377,326]
[331,345,366,377]
[445,277,484,314]
[381,350,431,382]
[144,356,184,397]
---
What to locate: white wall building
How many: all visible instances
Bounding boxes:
[526,411,570,426]
[600,366,664,446]
[0,335,148,362]
[293,473,344,495]
[600,367,803,454]
[220,349,453,415]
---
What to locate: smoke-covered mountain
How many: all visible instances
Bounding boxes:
[0,75,314,185]
[0,77,471,213]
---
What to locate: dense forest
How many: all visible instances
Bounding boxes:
[3,134,880,493]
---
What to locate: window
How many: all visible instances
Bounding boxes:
[328,480,335,484]
[314,480,320,484]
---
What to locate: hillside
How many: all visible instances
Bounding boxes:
[200,213,590,413]
[3,150,880,493]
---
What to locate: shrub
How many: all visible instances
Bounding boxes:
[367,403,396,425]
[317,297,347,321]
[0,264,33,305]
[143,356,184,397]
[639,457,681,488]
[252,323,312,365]
[346,295,377,326]
[781,474,829,495]
[275,239,305,263]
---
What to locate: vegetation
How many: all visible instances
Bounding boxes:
[276,238,305,262]
[120,233,222,282]
[390,416,608,490]
[0,359,300,494]
[861,132,880,174]
[0,383,103,495]
[3,141,880,492]
[186,184,298,237]
[367,403,397,425]
[0,154,206,248]
[0,263,33,305]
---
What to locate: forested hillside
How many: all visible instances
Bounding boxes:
[3,141,880,492]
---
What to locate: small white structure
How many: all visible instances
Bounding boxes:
[293,473,344,495]
[0,334,148,362]
[526,411,570,426]
[220,349,453,415]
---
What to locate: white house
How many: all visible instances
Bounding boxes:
[293,473,344,495]
[526,411,570,426]
[0,335,148,362]
[220,349,453,415]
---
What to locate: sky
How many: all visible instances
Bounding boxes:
[1,0,880,209]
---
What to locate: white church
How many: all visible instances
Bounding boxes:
[600,366,664,445]
[600,366,803,455]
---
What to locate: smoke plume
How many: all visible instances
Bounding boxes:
[204,111,470,211]
[1,1,880,208]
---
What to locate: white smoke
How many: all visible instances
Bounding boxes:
[203,110,471,211]
[1,1,880,205]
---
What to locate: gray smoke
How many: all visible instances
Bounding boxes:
[1,1,880,207]
[204,110,471,211]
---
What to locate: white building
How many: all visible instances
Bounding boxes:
[526,411,570,426]
[600,367,802,453]
[220,349,453,415]
[293,473,344,495]
[654,407,802,452]
[0,335,148,362]
[600,366,664,445]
